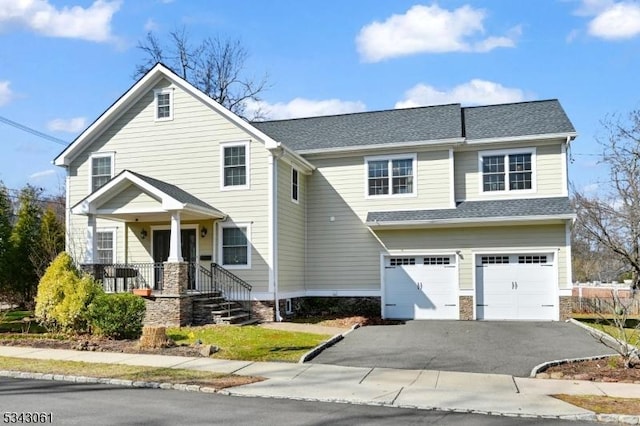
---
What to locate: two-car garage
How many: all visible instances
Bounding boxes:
[382,252,558,321]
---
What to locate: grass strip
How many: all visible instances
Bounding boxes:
[167,325,331,362]
[0,356,261,389]
[554,394,640,415]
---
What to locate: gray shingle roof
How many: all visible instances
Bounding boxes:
[463,100,576,140]
[252,104,462,151]
[366,197,574,224]
[252,100,575,152]
[127,171,221,213]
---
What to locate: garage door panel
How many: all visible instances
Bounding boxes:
[384,256,458,320]
[476,253,556,321]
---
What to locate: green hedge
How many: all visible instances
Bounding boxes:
[88,293,146,339]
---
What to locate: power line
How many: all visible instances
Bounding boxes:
[0,114,69,146]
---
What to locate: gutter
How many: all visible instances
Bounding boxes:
[366,214,577,228]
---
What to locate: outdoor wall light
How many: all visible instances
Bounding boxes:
[201,227,208,238]
[140,229,148,240]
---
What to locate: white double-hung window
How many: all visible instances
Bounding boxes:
[218,223,251,269]
[365,154,416,197]
[221,142,250,190]
[154,88,173,121]
[89,152,114,192]
[480,148,536,193]
[96,230,115,264]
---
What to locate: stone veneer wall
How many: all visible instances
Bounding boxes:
[143,295,192,327]
[459,296,474,320]
[559,296,572,321]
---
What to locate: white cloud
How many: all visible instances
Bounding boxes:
[395,79,526,108]
[575,0,640,40]
[46,117,87,133]
[356,4,519,62]
[246,98,367,120]
[0,80,13,106]
[0,0,121,42]
[28,169,56,180]
[144,18,158,32]
[582,183,600,194]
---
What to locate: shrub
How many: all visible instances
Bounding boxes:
[88,293,146,339]
[34,252,103,333]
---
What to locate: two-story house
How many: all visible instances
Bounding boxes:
[54,64,576,325]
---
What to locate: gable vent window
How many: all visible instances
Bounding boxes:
[518,255,548,264]
[424,257,451,265]
[481,256,510,264]
[154,88,173,121]
[390,257,416,266]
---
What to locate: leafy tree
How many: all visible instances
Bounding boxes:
[573,109,640,288]
[8,186,43,306]
[135,27,269,119]
[30,207,65,280]
[0,183,12,301]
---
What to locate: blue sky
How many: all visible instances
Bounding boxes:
[1,0,639,196]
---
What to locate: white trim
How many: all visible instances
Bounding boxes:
[298,138,465,155]
[291,166,299,204]
[366,213,576,228]
[456,193,567,203]
[87,151,115,194]
[466,132,577,145]
[364,153,417,199]
[565,221,572,288]
[218,221,252,270]
[153,87,174,121]
[220,141,251,191]
[477,147,537,196]
[561,142,568,197]
[268,155,275,293]
[559,288,572,297]
[65,172,70,252]
[96,227,117,264]
[448,148,455,208]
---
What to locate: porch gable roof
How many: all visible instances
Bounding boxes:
[71,170,226,219]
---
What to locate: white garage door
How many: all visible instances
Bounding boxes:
[476,253,557,320]
[384,255,458,320]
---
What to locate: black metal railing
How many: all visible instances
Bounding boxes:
[211,263,252,318]
[89,263,163,293]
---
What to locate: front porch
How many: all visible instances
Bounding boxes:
[84,261,254,326]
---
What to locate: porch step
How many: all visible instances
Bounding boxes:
[213,312,250,325]
[236,318,260,326]
[211,307,246,317]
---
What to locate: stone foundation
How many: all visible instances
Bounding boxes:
[252,300,276,322]
[559,296,572,320]
[459,296,474,320]
[143,295,193,327]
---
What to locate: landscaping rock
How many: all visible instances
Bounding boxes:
[536,373,550,379]
[549,372,564,379]
[573,374,591,381]
[199,344,219,357]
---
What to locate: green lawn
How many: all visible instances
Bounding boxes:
[578,319,640,347]
[0,310,46,334]
[167,325,331,362]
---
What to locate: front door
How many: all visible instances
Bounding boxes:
[153,229,197,290]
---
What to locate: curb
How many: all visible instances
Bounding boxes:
[529,354,615,378]
[298,323,360,364]
[569,318,639,356]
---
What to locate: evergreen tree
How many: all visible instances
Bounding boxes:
[30,207,65,279]
[0,183,12,301]
[8,186,43,306]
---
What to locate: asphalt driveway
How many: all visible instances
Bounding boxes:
[310,321,615,377]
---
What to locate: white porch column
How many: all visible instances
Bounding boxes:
[85,214,97,263]
[167,210,183,262]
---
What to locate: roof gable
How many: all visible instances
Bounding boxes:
[54,63,282,167]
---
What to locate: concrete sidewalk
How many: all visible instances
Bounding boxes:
[1,345,640,421]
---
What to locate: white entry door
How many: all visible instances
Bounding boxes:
[476,253,556,320]
[384,255,458,320]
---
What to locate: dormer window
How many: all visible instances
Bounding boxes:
[154,88,173,121]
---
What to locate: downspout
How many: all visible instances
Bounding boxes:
[269,147,284,321]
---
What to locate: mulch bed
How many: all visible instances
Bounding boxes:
[542,356,640,383]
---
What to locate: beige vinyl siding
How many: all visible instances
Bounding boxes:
[305,150,451,291]
[67,78,270,291]
[376,224,568,291]
[277,160,306,293]
[454,143,564,201]
[99,184,161,211]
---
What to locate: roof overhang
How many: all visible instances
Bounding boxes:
[465,132,578,145]
[366,214,576,230]
[71,170,225,221]
[297,137,465,157]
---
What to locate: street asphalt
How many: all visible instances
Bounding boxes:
[310,320,615,376]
